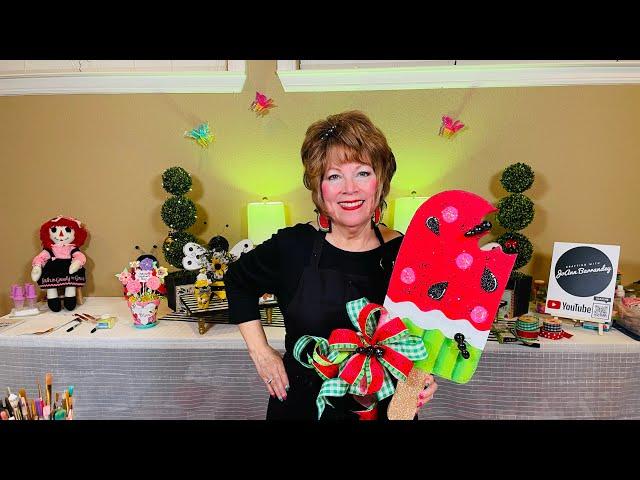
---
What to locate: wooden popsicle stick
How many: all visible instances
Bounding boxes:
[387,367,430,420]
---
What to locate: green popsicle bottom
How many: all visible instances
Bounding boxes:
[402,318,482,384]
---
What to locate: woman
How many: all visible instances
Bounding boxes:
[226,110,438,420]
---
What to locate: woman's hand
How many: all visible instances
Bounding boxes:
[416,374,438,413]
[248,344,290,401]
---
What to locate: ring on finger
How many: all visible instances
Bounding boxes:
[266,378,273,384]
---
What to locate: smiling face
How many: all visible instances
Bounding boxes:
[49,225,75,245]
[320,147,379,230]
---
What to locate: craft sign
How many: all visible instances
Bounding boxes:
[545,242,620,323]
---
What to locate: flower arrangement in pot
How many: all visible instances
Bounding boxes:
[116,257,168,328]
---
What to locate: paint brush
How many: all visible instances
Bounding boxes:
[45,373,53,417]
[19,388,30,420]
[19,397,30,420]
[74,313,97,323]
[68,385,75,418]
[66,319,82,332]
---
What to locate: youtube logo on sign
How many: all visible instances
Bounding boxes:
[547,300,561,309]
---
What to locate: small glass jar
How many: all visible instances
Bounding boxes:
[535,285,547,314]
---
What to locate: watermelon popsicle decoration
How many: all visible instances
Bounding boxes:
[385,190,516,420]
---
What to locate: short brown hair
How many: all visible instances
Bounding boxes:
[301,110,396,216]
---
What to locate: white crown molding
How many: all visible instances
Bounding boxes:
[277,61,640,92]
[0,62,247,96]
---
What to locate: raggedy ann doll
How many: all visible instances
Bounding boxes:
[31,216,88,312]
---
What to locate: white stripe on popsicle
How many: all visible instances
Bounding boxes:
[383,296,491,350]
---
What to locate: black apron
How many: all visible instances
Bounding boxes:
[37,247,86,289]
[267,226,393,421]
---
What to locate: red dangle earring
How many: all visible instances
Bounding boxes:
[317,210,332,233]
[371,206,382,227]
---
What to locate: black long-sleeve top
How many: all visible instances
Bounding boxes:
[225,223,403,354]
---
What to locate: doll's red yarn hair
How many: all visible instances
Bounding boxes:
[39,216,88,249]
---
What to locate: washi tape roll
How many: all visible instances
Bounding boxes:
[515,324,539,331]
[543,325,562,332]
[515,328,539,340]
[542,319,562,331]
[539,318,573,340]
[542,322,562,332]
[514,315,540,341]
[516,315,539,326]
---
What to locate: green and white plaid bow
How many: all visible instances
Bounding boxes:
[293,297,427,420]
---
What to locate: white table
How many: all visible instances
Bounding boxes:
[0,296,285,350]
[1,297,638,419]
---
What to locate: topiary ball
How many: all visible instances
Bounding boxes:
[208,235,229,253]
[497,193,535,231]
[509,270,528,282]
[496,231,533,270]
[161,196,197,231]
[500,162,534,194]
[163,231,198,268]
[162,167,192,196]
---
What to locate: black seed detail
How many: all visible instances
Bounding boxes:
[428,281,448,300]
[426,216,440,235]
[464,220,492,237]
[481,267,498,293]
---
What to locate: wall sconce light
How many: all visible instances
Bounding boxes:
[393,191,429,234]
[247,197,286,245]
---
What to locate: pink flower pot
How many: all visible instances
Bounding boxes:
[11,284,25,308]
[24,283,38,308]
[128,298,160,329]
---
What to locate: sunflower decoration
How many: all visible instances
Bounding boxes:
[208,252,233,280]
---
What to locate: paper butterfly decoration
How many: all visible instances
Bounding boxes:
[182,242,209,271]
[184,122,215,148]
[183,240,253,271]
[439,115,465,138]
[250,91,275,116]
[229,239,254,259]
